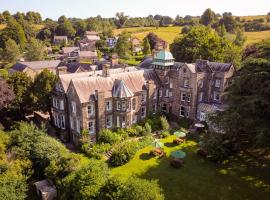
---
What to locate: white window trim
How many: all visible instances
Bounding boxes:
[88,120,95,134]
[181,93,186,101]
[215,79,221,88]
[72,101,76,114]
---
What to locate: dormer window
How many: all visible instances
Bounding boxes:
[215,79,221,88]
[184,79,189,88]
[88,104,95,117]
[183,68,187,73]
[165,77,169,84]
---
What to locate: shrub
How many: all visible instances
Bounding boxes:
[178,118,193,129]
[126,127,138,137]
[160,116,169,130]
[117,128,129,139]
[110,141,138,167]
[98,129,121,145]
[144,122,152,136]
[134,125,144,136]
[160,131,170,138]
[83,143,112,159]
[137,136,153,149]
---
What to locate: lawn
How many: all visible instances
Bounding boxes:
[111,135,270,200]
[244,30,270,45]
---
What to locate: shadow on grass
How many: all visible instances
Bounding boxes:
[139,153,152,160]
[164,142,177,148]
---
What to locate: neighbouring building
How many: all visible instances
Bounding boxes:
[51,50,235,145]
[79,31,100,51]
[61,47,80,63]
[9,60,62,78]
[53,36,68,45]
[77,51,98,63]
[131,37,142,53]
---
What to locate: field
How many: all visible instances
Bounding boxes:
[113,26,182,44]
[111,135,270,200]
[114,26,270,46]
[0,24,44,30]
[238,15,266,21]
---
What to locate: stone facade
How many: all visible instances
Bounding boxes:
[51,50,235,145]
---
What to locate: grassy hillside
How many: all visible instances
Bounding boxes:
[114,25,270,46]
[114,26,182,44]
[238,15,266,21]
[0,24,44,30]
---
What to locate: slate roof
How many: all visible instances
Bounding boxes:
[86,35,100,41]
[62,47,79,54]
[58,66,139,93]
[112,79,134,98]
[11,60,62,72]
[70,69,160,103]
[79,51,98,58]
[54,36,67,40]
[195,60,233,73]
[138,56,153,69]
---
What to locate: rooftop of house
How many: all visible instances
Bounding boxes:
[86,35,100,41]
[154,50,174,61]
[58,66,139,93]
[54,36,68,40]
[85,31,99,35]
[69,68,160,103]
[62,47,79,54]
[78,51,98,58]
[11,60,62,72]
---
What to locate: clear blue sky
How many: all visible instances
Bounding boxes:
[1,0,270,20]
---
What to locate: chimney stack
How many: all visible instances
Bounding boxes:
[102,64,110,77]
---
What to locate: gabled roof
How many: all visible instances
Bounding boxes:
[12,60,62,72]
[62,47,79,54]
[69,69,160,103]
[195,60,233,73]
[85,31,99,35]
[86,35,100,41]
[54,36,67,40]
[112,79,134,98]
[79,51,98,58]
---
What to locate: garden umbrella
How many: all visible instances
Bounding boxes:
[173,131,186,138]
[152,140,164,148]
[171,150,186,159]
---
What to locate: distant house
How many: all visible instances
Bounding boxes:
[79,31,100,51]
[131,37,142,53]
[53,36,68,45]
[153,38,168,52]
[9,60,62,78]
[61,47,80,63]
[77,51,98,63]
[107,37,118,48]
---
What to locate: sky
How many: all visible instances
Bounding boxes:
[1,0,270,20]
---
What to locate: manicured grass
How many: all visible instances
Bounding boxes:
[111,135,270,200]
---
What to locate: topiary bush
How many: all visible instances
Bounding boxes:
[98,129,121,145]
[109,141,138,167]
[144,122,152,136]
[160,116,170,131]
[160,131,170,138]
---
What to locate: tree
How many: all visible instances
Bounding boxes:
[144,122,152,135]
[115,12,128,28]
[146,32,159,51]
[114,31,132,59]
[219,12,237,33]
[170,25,239,63]
[30,69,58,119]
[98,129,121,145]
[65,160,109,199]
[216,24,226,37]
[0,78,14,110]
[233,28,246,46]
[1,18,26,49]
[160,116,169,130]
[200,8,216,26]
[25,38,46,61]
[122,177,164,200]
[2,39,21,63]
[7,72,32,116]
[142,37,151,55]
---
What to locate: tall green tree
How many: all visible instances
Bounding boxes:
[170,25,240,63]
[1,18,26,49]
[142,37,151,55]
[233,28,246,46]
[25,38,46,61]
[114,31,132,59]
[7,72,32,116]
[30,69,58,118]
[56,16,76,38]
[2,39,21,63]
[200,8,216,26]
